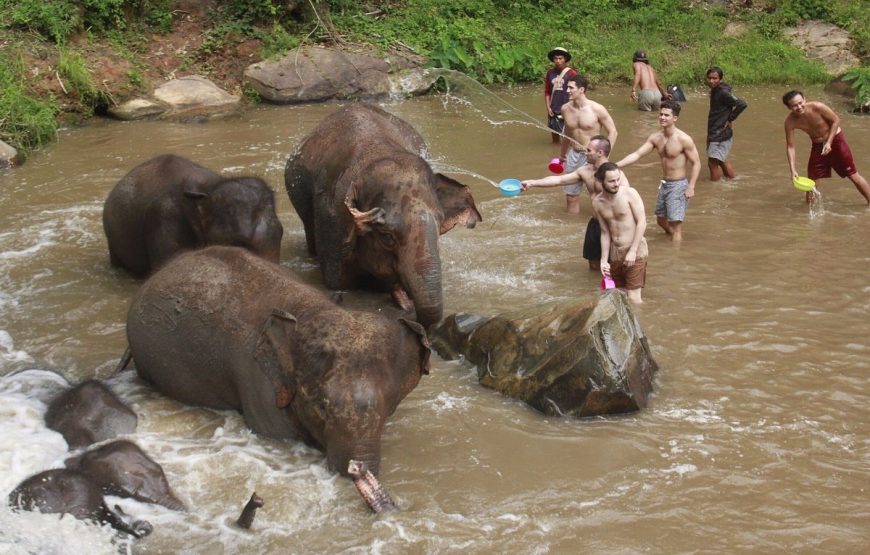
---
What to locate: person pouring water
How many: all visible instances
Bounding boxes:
[544,47,578,144]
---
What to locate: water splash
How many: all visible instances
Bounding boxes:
[808,187,824,219]
[422,68,574,143]
[429,160,500,188]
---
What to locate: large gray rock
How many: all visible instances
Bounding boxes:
[244,45,435,104]
[430,291,658,417]
[152,75,240,119]
[107,98,169,121]
[0,139,20,168]
[784,21,861,76]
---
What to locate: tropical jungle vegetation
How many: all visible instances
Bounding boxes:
[1,0,868,158]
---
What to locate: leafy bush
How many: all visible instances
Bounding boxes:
[0,49,59,153]
[841,68,870,112]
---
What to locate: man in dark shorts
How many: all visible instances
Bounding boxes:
[783,90,870,204]
[544,47,577,143]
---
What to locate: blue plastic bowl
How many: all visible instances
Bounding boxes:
[499,178,522,197]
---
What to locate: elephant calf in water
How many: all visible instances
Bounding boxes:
[127,246,431,479]
[103,154,284,277]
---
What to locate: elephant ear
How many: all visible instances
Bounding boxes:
[434,173,482,234]
[182,190,210,239]
[343,180,386,245]
[399,318,431,375]
[252,308,298,408]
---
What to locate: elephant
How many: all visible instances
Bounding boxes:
[127,246,431,478]
[284,103,481,328]
[103,153,284,277]
[8,469,153,538]
[65,440,185,511]
[45,380,137,449]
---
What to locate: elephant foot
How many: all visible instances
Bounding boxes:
[391,286,414,314]
[236,492,264,529]
[348,460,396,513]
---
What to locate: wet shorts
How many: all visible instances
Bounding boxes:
[563,149,587,196]
[582,217,601,261]
[706,138,733,162]
[548,114,565,134]
[637,89,662,112]
[655,178,689,222]
[808,131,857,180]
[609,238,648,290]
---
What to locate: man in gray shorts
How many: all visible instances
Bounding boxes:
[705,66,747,181]
[616,100,701,241]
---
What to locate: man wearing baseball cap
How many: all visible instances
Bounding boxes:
[630,49,670,111]
[545,47,577,143]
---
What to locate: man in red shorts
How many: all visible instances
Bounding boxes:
[783,90,870,205]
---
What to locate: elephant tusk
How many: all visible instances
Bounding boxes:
[347,460,397,513]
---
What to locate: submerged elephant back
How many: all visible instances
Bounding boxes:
[103,154,221,276]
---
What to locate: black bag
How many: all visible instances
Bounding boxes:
[668,84,687,102]
[547,114,565,133]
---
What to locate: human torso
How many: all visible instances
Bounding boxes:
[652,129,690,180]
[707,83,734,141]
[577,165,601,195]
[789,103,839,143]
[546,67,576,113]
[562,100,603,149]
[593,188,639,247]
[634,62,657,90]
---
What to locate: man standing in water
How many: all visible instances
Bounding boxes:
[557,75,618,214]
[782,90,870,205]
[521,135,620,270]
[630,50,670,112]
[705,67,747,181]
[592,162,647,304]
[616,100,700,241]
[544,47,577,144]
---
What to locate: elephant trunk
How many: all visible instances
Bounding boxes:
[400,217,443,328]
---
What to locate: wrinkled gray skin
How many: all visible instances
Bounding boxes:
[8,469,153,538]
[65,440,185,511]
[45,380,137,449]
[128,246,431,478]
[103,154,284,277]
[284,103,481,328]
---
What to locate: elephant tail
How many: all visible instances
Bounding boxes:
[112,345,133,374]
[348,460,397,513]
[236,491,264,529]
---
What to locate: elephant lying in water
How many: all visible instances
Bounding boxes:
[103,154,283,277]
[8,469,153,538]
[284,103,481,328]
[127,246,431,478]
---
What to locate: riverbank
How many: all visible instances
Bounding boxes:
[1,0,868,162]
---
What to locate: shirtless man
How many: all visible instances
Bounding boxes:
[521,136,621,269]
[616,100,700,242]
[592,162,647,304]
[782,90,870,205]
[556,75,618,214]
[630,50,670,112]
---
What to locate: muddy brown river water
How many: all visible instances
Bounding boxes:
[1,83,868,554]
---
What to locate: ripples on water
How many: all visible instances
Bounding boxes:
[1,86,869,553]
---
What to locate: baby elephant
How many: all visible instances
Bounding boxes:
[45,380,137,449]
[65,440,185,511]
[128,245,431,479]
[8,469,153,538]
[103,154,284,277]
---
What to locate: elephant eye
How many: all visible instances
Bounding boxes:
[378,232,397,249]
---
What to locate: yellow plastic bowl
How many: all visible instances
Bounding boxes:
[793,176,815,192]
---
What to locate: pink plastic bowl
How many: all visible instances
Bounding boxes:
[548,157,564,174]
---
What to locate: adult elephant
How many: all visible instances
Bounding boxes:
[284,103,481,328]
[103,154,283,277]
[127,246,431,478]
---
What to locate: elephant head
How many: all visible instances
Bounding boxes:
[344,155,481,328]
[181,177,284,263]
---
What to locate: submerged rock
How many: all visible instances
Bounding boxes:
[0,139,20,168]
[430,291,658,417]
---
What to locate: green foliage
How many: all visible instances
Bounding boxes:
[259,23,299,59]
[57,48,108,109]
[0,48,59,153]
[841,68,870,112]
[0,0,81,43]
